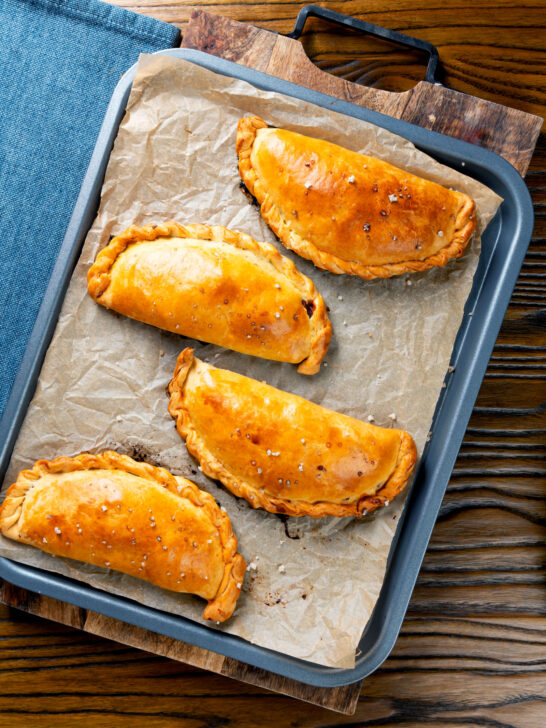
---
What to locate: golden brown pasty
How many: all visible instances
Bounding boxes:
[87,222,331,375]
[237,116,476,279]
[0,451,246,622]
[168,349,417,518]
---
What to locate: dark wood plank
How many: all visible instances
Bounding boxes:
[0,607,544,726]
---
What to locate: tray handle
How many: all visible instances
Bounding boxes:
[287,5,440,84]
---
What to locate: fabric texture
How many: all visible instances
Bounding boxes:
[0,0,180,417]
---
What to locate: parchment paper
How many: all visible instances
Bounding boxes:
[0,55,502,668]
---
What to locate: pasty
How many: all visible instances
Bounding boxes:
[0,451,246,622]
[168,349,417,518]
[237,116,476,279]
[87,222,331,375]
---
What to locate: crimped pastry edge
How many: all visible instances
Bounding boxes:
[0,450,246,622]
[168,349,418,518]
[236,115,476,279]
[87,221,331,375]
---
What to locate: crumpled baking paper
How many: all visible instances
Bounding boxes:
[0,55,502,668]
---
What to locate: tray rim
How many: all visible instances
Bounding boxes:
[0,48,534,687]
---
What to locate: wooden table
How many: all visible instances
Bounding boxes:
[1,2,544,725]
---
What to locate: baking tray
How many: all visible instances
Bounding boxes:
[0,48,534,687]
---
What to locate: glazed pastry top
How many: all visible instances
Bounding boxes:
[88,222,331,374]
[169,349,417,518]
[0,452,246,621]
[237,116,476,279]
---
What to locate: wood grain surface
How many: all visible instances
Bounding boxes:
[1,1,544,726]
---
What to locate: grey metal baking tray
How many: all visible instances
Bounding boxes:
[0,48,534,687]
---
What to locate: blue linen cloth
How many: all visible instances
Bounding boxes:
[0,0,180,417]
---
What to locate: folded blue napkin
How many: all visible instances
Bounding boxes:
[0,0,180,417]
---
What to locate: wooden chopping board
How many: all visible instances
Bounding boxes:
[1,9,542,717]
[182,10,542,176]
